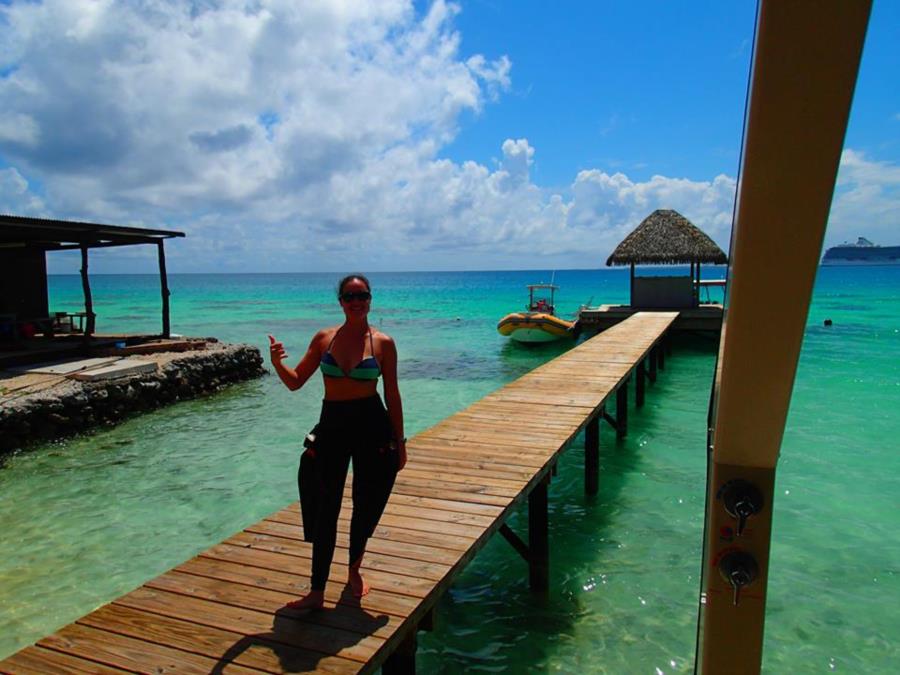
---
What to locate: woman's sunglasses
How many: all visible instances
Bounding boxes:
[340,291,371,302]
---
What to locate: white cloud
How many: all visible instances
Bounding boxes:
[0,113,39,146]
[567,169,736,256]
[828,149,900,246]
[0,167,45,215]
[0,1,894,272]
[501,138,533,174]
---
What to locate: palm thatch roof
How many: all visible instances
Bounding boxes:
[606,209,728,266]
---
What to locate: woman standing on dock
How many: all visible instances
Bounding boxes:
[268,274,406,609]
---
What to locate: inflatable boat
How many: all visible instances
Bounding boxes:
[497,284,575,343]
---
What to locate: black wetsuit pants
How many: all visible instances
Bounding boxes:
[298,395,398,591]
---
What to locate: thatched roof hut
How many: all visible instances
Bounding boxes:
[606,209,727,266]
[605,209,727,308]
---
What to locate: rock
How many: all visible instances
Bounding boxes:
[1,341,265,454]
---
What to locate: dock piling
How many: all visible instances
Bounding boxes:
[383,629,418,675]
[585,415,600,495]
[420,608,435,633]
[636,361,646,407]
[528,476,550,592]
[616,381,629,438]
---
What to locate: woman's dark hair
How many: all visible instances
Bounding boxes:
[337,274,371,297]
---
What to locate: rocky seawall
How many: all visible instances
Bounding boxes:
[0,343,265,454]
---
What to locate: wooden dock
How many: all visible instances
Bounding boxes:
[0,311,678,675]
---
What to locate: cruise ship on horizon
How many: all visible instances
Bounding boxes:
[821,237,900,265]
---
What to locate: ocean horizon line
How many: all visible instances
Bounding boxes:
[46,264,730,277]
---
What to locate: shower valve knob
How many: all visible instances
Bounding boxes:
[719,479,764,536]
[718,550,758,606]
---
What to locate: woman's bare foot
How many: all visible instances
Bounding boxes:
[348,559,370,598]
[285,590,325,610]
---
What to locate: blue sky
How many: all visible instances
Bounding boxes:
[443,1,758,185]
[0,1,896,273]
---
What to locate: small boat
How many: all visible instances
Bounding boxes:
[497,284,575,343]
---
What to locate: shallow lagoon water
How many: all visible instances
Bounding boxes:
[1,267,898,672]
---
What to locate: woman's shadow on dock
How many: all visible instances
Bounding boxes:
[210,589,389,673]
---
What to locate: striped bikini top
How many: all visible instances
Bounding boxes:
[319,329,381,380]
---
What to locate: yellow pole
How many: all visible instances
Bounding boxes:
[698,2,870,673]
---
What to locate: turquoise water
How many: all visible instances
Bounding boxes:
[1,267,898,672]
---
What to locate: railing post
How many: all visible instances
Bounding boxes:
[616,380,629,439]
[585,415,600,495]
[529,476,549,592]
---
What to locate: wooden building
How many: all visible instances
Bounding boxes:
[607,209,728,308]
[576,210,728,333]
[0,215,184,342]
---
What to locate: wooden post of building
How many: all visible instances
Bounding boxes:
[648,348,658,383]
[616,380,628,439]
[585,415,600,495]
[630,263,635,307]
[529,476,549,592]
[80,245,95,337]
[691,260,699,307]
[636,360,646,407]
[382,629,418,674]
[658,343,666,371]
[158,241,171,339]
[695,261,702,307]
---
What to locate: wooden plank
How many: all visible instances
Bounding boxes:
[404,454,539,481]
[380,502,497,528]
[368,481,513,507]
[78,603,359,674]
[37,623,262,674]
[409,436,553,461]
[143,572,401,641]
[396,466,530,491]
[379,492,505,517]
[224,531,452,583]
[421,420,569,441]
[481,391,600,407]
[270,507,486,544]
[111,586,383,663]
[463,399,590,417]
[415,426,568,448]
[405,442,551,469]
[200,544,437,598]
[0,646,130,674]
[172,555,420,618]
[391,474,521,500]
[245,520,462,567]
[268,507,477,552]
[68,360,157,381]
